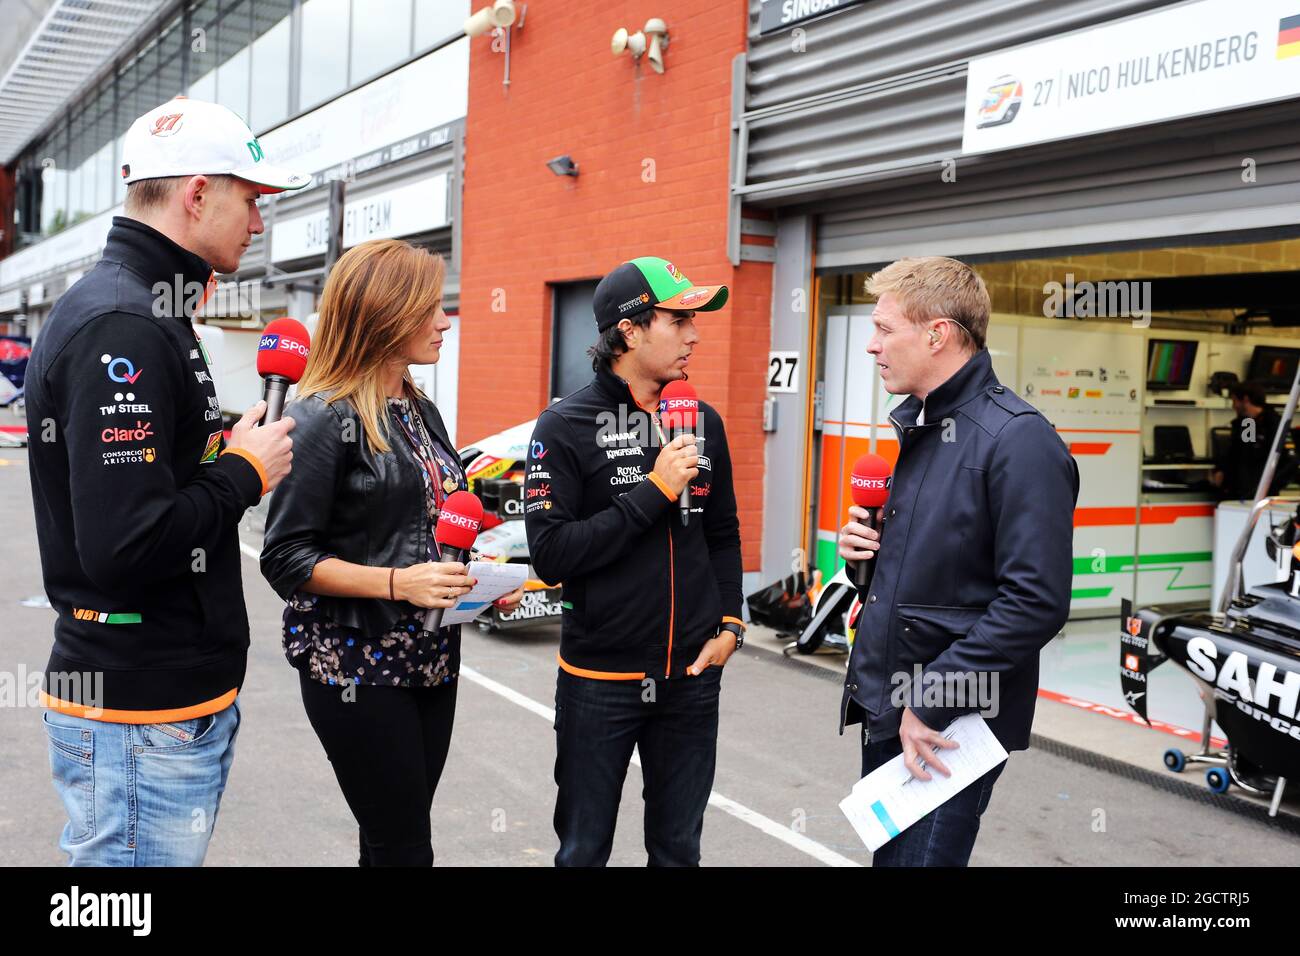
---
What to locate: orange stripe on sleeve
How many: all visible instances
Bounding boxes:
[221,447,268,496]
[647,471,677,501]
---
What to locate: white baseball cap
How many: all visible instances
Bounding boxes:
[121,96,312,194]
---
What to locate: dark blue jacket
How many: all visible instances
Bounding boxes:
[840,348,1079,751]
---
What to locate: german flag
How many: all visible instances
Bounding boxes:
[1279,14,1300,59]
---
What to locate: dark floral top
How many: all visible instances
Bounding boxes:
[283,394,469,689]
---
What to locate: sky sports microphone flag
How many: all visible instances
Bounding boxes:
[850,453,891,589]
[658,380,699,526]
[256,318,310,425]
[423,491,485,640]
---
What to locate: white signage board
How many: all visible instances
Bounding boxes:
[963,0,1300,154]
[260,40,467,178]
[271,174,449,263]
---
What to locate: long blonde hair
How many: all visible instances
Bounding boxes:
[297,239,446,453]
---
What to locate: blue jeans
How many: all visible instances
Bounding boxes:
[42,699,241,866]
[553,666,721,867]
[861,732,1005,867]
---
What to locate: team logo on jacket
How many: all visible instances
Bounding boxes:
[199,431,222,464]
[101,421,154,443]
[101,354,141,384]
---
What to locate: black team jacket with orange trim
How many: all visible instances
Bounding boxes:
[26,217,266,722]
[523,364,744,680]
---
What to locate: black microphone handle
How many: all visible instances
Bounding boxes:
[261,374,291,425]
[853,507,879,590]
[422,545,467,638]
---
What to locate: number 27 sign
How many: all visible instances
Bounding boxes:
[768,351,799,393]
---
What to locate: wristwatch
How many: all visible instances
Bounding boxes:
[719,620,745,650]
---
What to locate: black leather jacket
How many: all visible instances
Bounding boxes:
[261,390,463,637]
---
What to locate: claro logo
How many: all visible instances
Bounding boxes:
[101,421,154,443]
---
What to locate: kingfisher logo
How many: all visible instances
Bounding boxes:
[259,333,309,357]
[101,354,141,384]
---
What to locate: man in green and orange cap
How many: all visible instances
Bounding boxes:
[524,256,744,866]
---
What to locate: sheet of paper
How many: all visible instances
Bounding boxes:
[839,713,1008,852]
[425,561,528,628]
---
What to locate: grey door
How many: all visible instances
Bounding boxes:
[551,280,599,402]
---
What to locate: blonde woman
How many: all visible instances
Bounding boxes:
[261,239,522,866]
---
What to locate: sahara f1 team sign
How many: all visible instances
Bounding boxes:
[962,0,1300,154]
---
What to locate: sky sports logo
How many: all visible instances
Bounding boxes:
[660,398,698,412]
[440,511,480,531]
[851,475,888,491]
[258,333,309,357]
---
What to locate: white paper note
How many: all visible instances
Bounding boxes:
[839,713,1009,852]
[424,561,529,628]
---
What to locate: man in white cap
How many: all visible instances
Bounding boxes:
[26,98,310,866]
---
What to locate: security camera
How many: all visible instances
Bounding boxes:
[466,0,517,38]
[644,18,668,74]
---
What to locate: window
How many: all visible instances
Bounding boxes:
[350,0,411,84]
[216,0,252,120]
[551,282,601,401]
[249,0,291,131]
[299,0,350,109]
[188,0,220,100]
[414,0,469,51]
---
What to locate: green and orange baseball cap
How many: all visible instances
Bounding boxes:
[592,256,729,331]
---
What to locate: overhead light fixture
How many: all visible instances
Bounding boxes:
[612,19,668,71]
[465,0,517,37]
[546,155,578,178]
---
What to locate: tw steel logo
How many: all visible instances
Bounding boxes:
[440,511,480,532]
[851,474,888,491]
[259,334,309,357]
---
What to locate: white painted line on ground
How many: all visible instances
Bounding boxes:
[237,535,861,867]
[460,664,861,868]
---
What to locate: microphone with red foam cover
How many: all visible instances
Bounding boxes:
[422,490,484,638]
[848,453,892,589]
[658,380,699,526]
[256,317,311,425]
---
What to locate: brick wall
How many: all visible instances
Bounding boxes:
[459,0,769,570]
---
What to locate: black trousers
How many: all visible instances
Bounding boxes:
[298,671,458,866]
[553,666,722,867]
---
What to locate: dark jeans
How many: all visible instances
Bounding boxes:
[553,666,722,867]
[299,671,458,866]
[861,732,1005,867]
